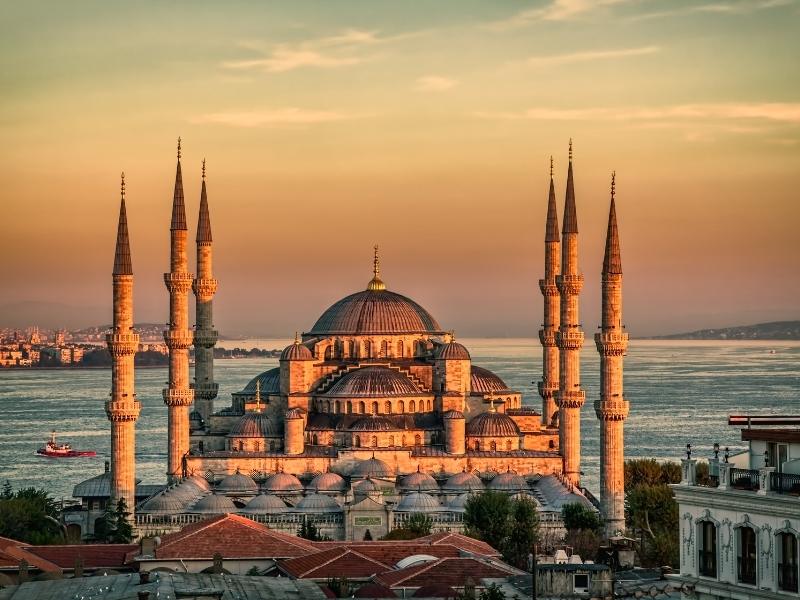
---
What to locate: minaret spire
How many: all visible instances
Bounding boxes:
[164,138,194,482]
[192,159,219,427]
[555,139,585,486]
[538,157,561,426]
[106,172,141,517]
[595,171,630,537]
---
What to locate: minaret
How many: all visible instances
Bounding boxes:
[192,159,219,425]
[595,172,630,537]
[105,173,141,512]
[538,157,560,426]
[555,140,585,486]
[163,138,194,482]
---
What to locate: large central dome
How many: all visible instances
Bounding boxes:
[307,247,442,336]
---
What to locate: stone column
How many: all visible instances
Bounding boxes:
[163,141,194,482]
[444,410,466,455]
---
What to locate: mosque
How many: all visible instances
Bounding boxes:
[67,140,629,543]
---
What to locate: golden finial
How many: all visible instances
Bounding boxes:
[120,172,126,200]
[611,170,616,200]
[177,137,182,160]
[549,156,554,178]
[254,379,262,412]
[294,331,300,345]
[488,391,496,412]
[366,244,386,291]
[568,138,573,163]
[202,158,206,181]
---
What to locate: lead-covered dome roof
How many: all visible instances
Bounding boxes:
[281,340,314,361]
[239,368,280,396]
[435,341,470,360]
[309,471,347,493]
[443,471,485,492]
[216,471,259,494]
[229,412,277,437]
[263,472,303,493]
[351,456,393,479]
[191,494,237,514]
[296,493,341,512]
[489,471,529,491]
[466,411,520,437]
[400,469,439,492]
[326,366,422,397]
[470,366,513,394]
[351,415,400,431]
[396,492,442,512]
[239,494,288,514]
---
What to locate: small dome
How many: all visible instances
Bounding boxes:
[448,492,473,510]
[396,492,442,512]
[192,494,237,514]
[296,493,341,512]
[285,407,304,419]
[489,471,529,491]
[184,475,212,492]
[263,472,303,493]
[435,341,470,361]
[353,478,380,494]
[466,412,520,437]
[189,410,204,430]
[229,412,277,438]
[443,471,485,492]
[351,456,393,479]
[443,410,464,420]
[216,471,259,494]
[239,367,280,395]
[239,494,288,514]
[350,415,399,431]
[309,472,347,493]
[400,469,439,492]
[327,366,422,397]
[470,365,512,393]
[139,491,188,514]
[281,340,314,361]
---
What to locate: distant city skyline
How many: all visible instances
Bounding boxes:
[1,1,799,337]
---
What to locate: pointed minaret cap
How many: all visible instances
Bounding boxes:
[603,171,623,275]
[171,137,187,231]
[545,156,560,242]
[113,172,133,275]
[196,159,212,243]
[562,139,578,234]
[366,245,386,291]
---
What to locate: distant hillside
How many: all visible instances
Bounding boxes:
[653,321,800,340]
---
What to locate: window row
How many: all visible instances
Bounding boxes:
[318,399,434,415]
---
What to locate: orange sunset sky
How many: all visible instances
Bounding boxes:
[1,1,799,337]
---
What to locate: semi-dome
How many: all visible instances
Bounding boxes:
[396,492,442,512]
[353,478,380,493]
[281,339,314,361]
[184,475,212,492]
[435,341,470,360]
[351,456,393,479]
[309,471,347,493]
[443,471,485,492]
[400,469,439,492]
[263,471,303,493]
[448,492,473,510]
[489,471,529,491]
[216,471,259,494]
[327,366,422,397]
[191,494,237,514]
[467,411,520,437]
[239,368,280,395]
[239,494,288,514]
[296,493,341,512]
[307,289,442,336]
[350,415,400,431]
[470,366,513,393]
[139,491,189,514]
[229,412,277,438]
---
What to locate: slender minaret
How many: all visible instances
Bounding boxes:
[105,173,141,512]
[538,157,560,426]
[595,172,630,537]
[555,140,585,486]
[192,159,218,425]
[163,138,194,482]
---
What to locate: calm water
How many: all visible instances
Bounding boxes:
[0,339,797,500]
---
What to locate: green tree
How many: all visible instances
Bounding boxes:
[624,459,664,489]
[406,513,433,537]
[479,582,507,600]
[660,462,682,484]
[298,516,322,541]
[325,576,353,598]
[464,491,513,553]
[565,528,602,561]
[561,502,602,532]
[503,496,540,570]
[1,481,12,500]
[111,498,133,543]
[0,485,63,545]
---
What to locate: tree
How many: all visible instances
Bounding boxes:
[565,528,602,561]
[464,491,513,553]
[1,481,12,500]
[561,502,602,533]
[406,512,433,537]
[660,462,682,485]
[0,485,63,545]
[503,496,540,570]
[479,582,507,600]
[325,576,353,598]
[111,498,133,543]
[298,516,321,541]
[624,459,664,489]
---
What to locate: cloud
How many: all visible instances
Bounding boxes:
[631,0,796,21]
[473,103,800,122]
[224,48,363,73]
[488,0,633,29]
[415,76,458,92]
[525,46,660,66]
[191,108,368,128]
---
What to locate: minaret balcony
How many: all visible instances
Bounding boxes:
[538,280,559,296]
[538,329,557,346]
[192,382,219,400]
[556,330,584,350]
[106,332,140,355]
[163,330,194,349]
[105,399,141,421]
[163,388,194,406]
[556,390,585,409]
[163,272,194,293]
[538,380,559,398]
[594,332,628,355]
[556,274,584,295]
[193,330,219,348]
[192,277,218,300]
[593,398,629,421]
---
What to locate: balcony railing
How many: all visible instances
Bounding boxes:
[698,550,717,578]
[730,468,760,491]
[778,563,799,592]
[737,557,757,585]
[771,472,800,495]
[697,474,719,488]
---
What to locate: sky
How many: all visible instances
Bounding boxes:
[1,0,798,337]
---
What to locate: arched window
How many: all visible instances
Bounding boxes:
[254,441,260,452]
[371,436,378,448]
[490,441,497,451]
[348,340,356,357]
[384,401,392,414]
[475,440,482,451]
[334,401,341,414]
[397,340,404,357]
[359,401,366,414]
[402,435,407,446]
[548,439,555,450]
[410,400,416,412]
[238,440,244,451]
[381,340,389,357]
[372,401,379,415]
[414,434,421,446]
[699,521,717,578]
[325,345,333,360]
[324,400,330,413]
[364,340,372,357]
[389,435,395,446]
[737,526,757,584]
[506,440,513,451]
[778,532,799,592]
[269,440,275,451]
[398,400,405,413]
[355,435,361,448]
[347,401,353,414]
[312,434,318,445]
[426,399,432,411]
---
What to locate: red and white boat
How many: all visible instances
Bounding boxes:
[36,431,96,458]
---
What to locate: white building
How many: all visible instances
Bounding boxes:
[672,415,800,599]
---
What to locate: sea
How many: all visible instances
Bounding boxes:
[0,339,798,501]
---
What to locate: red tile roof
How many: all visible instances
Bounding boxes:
[375,556,520,589]
[150,514,317,560]
[22,544,137,569]
[413,532,501,557]
[0,537,61,573]
[281,546,391,579]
